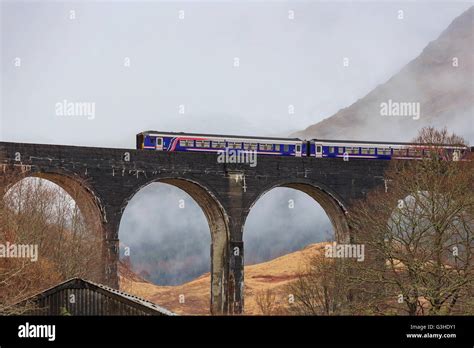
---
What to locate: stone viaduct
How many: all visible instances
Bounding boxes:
[0,141,390,314]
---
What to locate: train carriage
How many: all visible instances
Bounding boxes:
[312,139,469,161]
[137,131,308,157]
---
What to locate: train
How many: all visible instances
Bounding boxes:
[136,130,471,161]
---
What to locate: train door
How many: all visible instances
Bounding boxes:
[315,143,323,158]
[295,143,302,157]
[156,137,163,151]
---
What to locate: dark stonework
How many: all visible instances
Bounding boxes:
[0,141,390,314]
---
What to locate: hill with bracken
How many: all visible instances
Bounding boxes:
[119,242,329,315]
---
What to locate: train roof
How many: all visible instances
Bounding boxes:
[138,130,302,142]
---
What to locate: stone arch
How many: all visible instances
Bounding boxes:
[118,177,231,314]
[1,167,107,280]
[243,178,351,243]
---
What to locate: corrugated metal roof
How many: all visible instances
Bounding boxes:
[16,277,177,316]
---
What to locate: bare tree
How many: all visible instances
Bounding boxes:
[286,250,351,315]
[255,289,278,315]
[0,168,103,314]
[347,127,473,315]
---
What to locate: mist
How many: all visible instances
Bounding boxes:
[119,183,332,285]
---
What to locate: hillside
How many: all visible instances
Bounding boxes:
[292,6,474,143]
[119,242,329,315]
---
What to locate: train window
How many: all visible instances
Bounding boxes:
[316,145,322,153]
[369,148,375,155]
[347,147,357,154]
[229,142,241,149]
[250,143,257,150]
[338,147,344,154]
[394,149,405,156]
[329,146,334,153]
[378,148,391,155]
[275,144,281,151]
[211,141,219,148]
[179,140,186,147]
[203,141,210,148]
[361,148,369,155]
[196,141,203,147]
[243,143,250,150]
[284,145,289,152]
[157,138,162,145]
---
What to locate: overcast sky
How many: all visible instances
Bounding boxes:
[1,1,472,147]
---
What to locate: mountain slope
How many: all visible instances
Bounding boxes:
[119,242,328,315]
[292,6,474,143]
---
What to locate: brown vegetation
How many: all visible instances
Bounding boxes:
[0,169,103,314]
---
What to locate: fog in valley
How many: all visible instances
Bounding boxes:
[120,184,332,285]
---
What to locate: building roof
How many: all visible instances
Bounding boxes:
[18,277,176,316]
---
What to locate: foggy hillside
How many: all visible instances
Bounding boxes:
[292,6,474,143]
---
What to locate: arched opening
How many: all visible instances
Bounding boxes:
[117,178,230,315]
[0,172,104,308]
[242,181,350,315]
